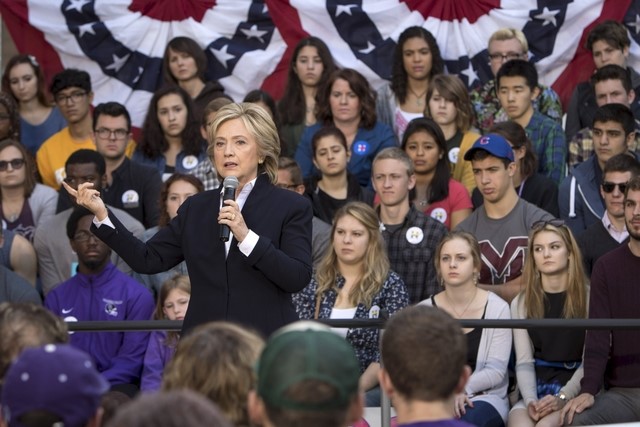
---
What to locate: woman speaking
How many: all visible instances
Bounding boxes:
[64,103,313,337]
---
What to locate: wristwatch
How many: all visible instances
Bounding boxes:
[555,392,567,401]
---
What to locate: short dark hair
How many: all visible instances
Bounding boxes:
[311,126,348,157]
[624,175,640,198]
[496,59,538,91]
[590,64,633,93]
[66,206,95,240]
[92,102,132,131]
[469,148,511,169]
[603,153,640,177]
[382,305,466,401]
[586,20,630,52]
[65,149,106,176]
[278,157,303,186]
[592,103,636,136]
[50,69,91,95]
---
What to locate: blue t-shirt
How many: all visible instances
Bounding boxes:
[20,107,67,155]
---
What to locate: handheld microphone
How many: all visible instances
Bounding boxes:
[219,176,239,242]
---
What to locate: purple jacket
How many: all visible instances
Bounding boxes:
[45,262,155,385]
[140,330,177,392]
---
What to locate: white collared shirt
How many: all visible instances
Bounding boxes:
[602,211,628,243]
[94,176,260,257]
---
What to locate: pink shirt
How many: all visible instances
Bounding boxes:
[423,179,473,230]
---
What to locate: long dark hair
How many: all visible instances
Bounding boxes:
[391,27,444,104]
[2,54,50,107]
[138,86,204,159]
[489,121,537,179]
[316,68,377,130]
[401,117,450,204]
[278,37,336,126]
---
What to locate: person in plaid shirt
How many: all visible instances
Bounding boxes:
[371,147,447,303]
[496,60,566,185]
[469,28,562,135]
[190,98,233,191]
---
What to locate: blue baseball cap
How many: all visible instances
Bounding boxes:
[463,134,515,162]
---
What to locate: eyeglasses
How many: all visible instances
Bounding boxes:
[531,218,566,230]
[0,158,25,172]
[95,128,129,140]
[63,175,98,186]
[602,181,627,194]
[73,231,99,243]
[0,114,10,121]
[55,91,87,105]
[488,53,524,63]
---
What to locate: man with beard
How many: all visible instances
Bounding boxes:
[44,207,154,396]
[561,175,640,425]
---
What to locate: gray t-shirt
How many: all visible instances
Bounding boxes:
[458,199,553,284]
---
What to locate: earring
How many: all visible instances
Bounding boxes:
[473,274,478,286]
[440,277,445,288]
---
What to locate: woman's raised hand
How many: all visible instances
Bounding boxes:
[61,181,109,221]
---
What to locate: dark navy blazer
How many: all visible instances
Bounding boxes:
[92,174,313,337]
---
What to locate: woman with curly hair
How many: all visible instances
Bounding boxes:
[376,26,444,141]
[1,54,66,155]
[277,37,336,156]
[293,201,409,406]
[134,86,208,180]
[295,68,396,187]
[0,93,20,142]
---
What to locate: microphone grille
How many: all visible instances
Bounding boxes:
[223,176,239,189]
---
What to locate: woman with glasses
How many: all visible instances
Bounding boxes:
[471,121,559,217]
[376,26,444,141]
[134,86,207,181]
[420,231,511,427]
[278,37,336,157]
[1,54,66,155]
[293,201,409,407]
[509,219,588,427]
[0,138,57,242]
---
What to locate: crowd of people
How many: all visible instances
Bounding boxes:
[0,18,639,427]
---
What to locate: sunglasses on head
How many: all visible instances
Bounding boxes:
[602,181,627,194]
[0,158,25,172]
[531,218,565,230]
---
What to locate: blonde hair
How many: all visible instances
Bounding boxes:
[488,28,529,53]
[154,274,191,347]
[315,202,390,308]
[162,322,264,427]
[433,231,482,285]
[521,224,588,319]
[207,103,280,184]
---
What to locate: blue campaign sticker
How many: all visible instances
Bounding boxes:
[352,140,370,156]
